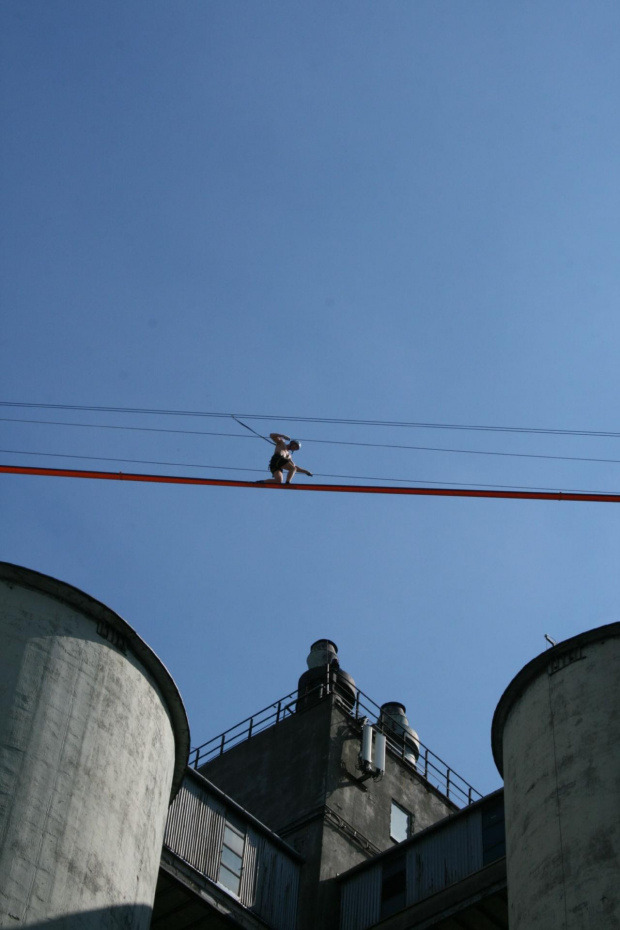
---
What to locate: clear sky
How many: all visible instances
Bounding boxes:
[2,1,620,798]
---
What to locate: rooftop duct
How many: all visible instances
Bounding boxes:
[297,640,357,711]
[380,702,420,765]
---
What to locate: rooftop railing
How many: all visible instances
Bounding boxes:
[191,670,481,808]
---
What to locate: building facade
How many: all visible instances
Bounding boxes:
[2,563,618,929]
[157,638,508,930]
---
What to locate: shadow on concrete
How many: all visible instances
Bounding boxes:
[6,904,153,928]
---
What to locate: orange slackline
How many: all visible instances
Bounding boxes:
[2,463,620,503]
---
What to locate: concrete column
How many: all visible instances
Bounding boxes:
[0,563,189,929]
[492,624,620,930]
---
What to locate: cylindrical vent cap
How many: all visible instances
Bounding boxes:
[306,639,339,669]
[380,702,420,763]
[297,640,356,712]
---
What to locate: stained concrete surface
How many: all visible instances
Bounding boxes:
[0,566,188,929]
[492,624,620,930]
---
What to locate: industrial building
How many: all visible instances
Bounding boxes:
[1,562,618,929]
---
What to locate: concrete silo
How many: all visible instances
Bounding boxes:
[0,563,189,929]
[492,623,620,930]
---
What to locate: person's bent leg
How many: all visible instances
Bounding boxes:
[257,470,284,484]
[285,464,297,485]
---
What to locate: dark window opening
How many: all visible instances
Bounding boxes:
[381,852,407,918]
[482,797,506,865]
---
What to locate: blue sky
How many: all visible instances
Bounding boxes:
[2,1,620,798]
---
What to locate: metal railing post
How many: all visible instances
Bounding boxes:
[190,682,481,808]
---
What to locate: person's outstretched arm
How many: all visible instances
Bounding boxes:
[288,460,312,477]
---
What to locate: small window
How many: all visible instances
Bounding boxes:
[219,816,246,896]
[390,801,413,843]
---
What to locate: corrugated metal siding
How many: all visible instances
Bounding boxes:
[240,826,259,908]
[340,863,382,930]
[340,805,488,929]
[407,808,482,904]
[164,774,299,930]
[164,776,226,880]
[253,832,300,930]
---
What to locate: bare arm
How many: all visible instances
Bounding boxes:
[270,432,290,445]
[289,460,313,477]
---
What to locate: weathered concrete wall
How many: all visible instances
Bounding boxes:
[0,564,189,929]
[201,694,456,930]
[200,697,332,929]
[316,704,456,930]
[200,696,333,836]
[492,624,620,930]
[328,707,455,875]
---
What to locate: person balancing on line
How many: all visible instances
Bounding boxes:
[263,433,313,484]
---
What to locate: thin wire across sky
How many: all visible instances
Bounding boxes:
[2,400,620,496]
[4,416,620,467]
[3,400,620,438]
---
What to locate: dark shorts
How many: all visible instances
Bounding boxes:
[269,453,289,474]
